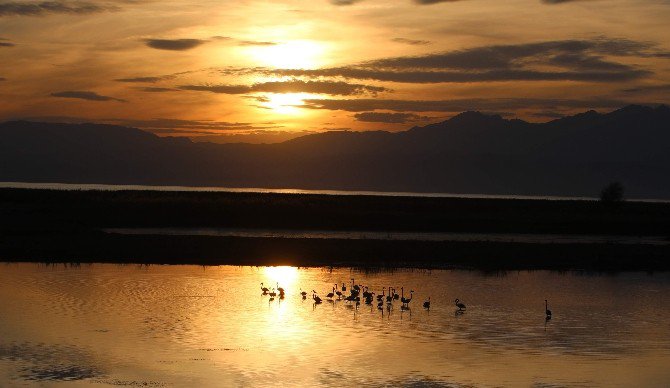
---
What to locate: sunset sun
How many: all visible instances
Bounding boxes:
[247,40,325,69]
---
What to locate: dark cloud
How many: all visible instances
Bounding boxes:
[0,1,118,17]
[144,38,206,51]
[392,37,430,46]
[301,97,629,112]
[179,80,389,96]
[414,0,464,4]
[542,0,588,3]
[136,87,178,92]
[622,84,670,93]
[260,38,664,83]
[354,112,430,123]
[330,0,364,5]
[50,90,126,102]
[115,76,164,83]
[237,40,277,46]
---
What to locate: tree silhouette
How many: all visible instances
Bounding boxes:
[600,181,625,203]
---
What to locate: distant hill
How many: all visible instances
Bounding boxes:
[1,105,669,198]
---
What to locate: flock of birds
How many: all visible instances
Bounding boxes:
[261,279,553,319]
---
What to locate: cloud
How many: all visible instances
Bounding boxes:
[0,1,118,17]
[621,84,670,93]
[144,38,206,51]
[179,80,389,96]
[392,37,430,46]
[136,87,179,92]
[115,76,164,83]
[413,0,464,4]
[237,40,278,46]
[354,112,430,123]
[261,38,664,83]
[301,97,630,112]
[330,0,364,5]
[50,90,126,102]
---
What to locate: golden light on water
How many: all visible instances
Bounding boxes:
[263,266,299,290]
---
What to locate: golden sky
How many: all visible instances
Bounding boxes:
[1,0,669,143]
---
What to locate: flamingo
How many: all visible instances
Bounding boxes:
[423,297,431,309]
[334,284,343,299]
[269,288,277,298]
[341,283,346,292]
[545,300,552,319]
[455,298,466,310]
[326,287,335,299]
[377,288,386,301]
[276,282,285,294]
[386,286,393,303]
[261,282,269,293]
[401,290,414,307]
[300,288,307,298]
[313,291,322,304]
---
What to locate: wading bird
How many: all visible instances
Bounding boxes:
[326,287,335,300]
[545,299,552,319]
[401,289,413,307]
[423,297,431,309]
[334,284,343,299]
[261,283,269,294]
[269,288,277,298]
[313,291,322,304]
[455,299,466,310]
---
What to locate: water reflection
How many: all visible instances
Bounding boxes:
[1,264,669,386]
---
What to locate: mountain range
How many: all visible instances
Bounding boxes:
[1,104,669,198]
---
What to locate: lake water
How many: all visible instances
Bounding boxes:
[1,264,670,387]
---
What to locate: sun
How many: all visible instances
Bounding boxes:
[262,93,306,114]
[247,40,325,69]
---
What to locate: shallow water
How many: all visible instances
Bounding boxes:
[1,264,669,387]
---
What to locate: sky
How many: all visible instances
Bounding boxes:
[0,0,669,143]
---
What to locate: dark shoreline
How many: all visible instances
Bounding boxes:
[2,188,670,271]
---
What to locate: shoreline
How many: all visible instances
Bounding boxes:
[2,187,670,271]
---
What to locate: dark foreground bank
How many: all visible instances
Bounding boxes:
[2,188,670,270]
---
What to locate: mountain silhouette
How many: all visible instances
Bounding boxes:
[1,105,669,198]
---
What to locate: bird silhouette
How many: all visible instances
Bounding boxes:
[326,287,335,300]
[377,288,385,301]
[401,290,413,307]
[455,298,466,310]
[334,284,343,299]
[545,299,552,320]
[260,282,269,294]
[423,297,430,309]
[269,288,277,298]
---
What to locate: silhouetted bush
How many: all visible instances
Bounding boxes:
[600,182,625,203]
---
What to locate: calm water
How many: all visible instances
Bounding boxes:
[1,264,670,387]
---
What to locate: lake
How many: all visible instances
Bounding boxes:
[1,264,669,387]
